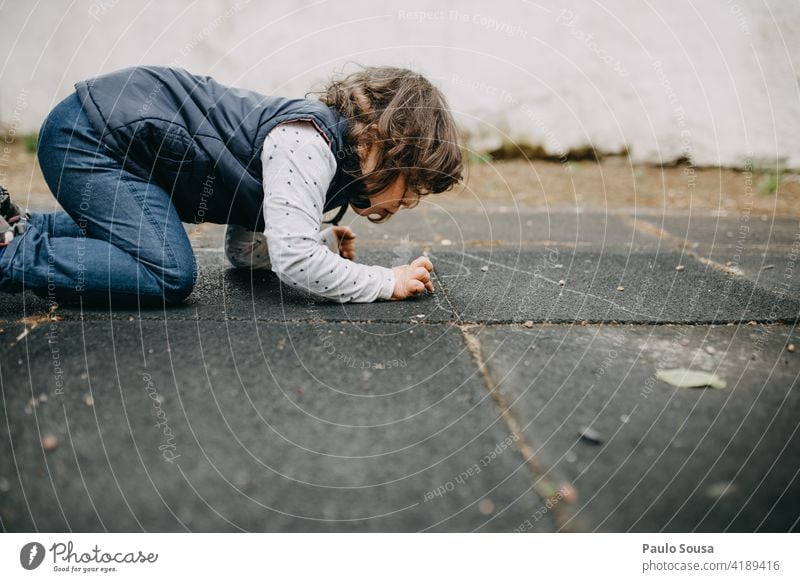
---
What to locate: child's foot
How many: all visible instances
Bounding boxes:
[0,185,29,246]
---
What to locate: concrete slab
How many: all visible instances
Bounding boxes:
[350,207,656,248]
[432,249,800,324]
[472,324,800,531]
[0,321,551,532]
[657,214,800,247]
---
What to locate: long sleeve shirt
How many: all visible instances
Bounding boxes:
[224,120,395,302]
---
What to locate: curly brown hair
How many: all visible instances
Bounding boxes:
[309,65,464,222]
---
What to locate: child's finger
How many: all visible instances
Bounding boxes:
[413,266,430,281]
[340,241,356,259]
[337,226,356,240]
[407,279,425,295]
[411,256,434,272]
[413,267,434,293]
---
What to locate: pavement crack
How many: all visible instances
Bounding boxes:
[431,269,464,324]
[624,217,745,276]
[457,324,573,531]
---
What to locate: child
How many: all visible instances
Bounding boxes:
[0,65,463,305]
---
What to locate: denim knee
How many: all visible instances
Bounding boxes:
[158,251,197,304]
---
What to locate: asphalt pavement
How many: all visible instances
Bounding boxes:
[1,202,798,532]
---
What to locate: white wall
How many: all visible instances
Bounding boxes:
[1,0,798,168]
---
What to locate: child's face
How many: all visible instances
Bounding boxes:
[355,138,415,221]
[353,174,414,221]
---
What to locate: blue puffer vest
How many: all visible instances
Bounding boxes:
[74,66,359,230]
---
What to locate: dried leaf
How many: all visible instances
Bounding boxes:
[656,368,726,389]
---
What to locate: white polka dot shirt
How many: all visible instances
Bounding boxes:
[224,120,395,302]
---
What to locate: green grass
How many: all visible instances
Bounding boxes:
[467,150,493,164]
[756,171,781,196]
[22,132,37,153]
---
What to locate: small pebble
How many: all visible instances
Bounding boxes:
[477,498,495,515]
[788,344,796,353]
[705,345,717,355]
[41,434,59,452]
[522,320,534,328]
[414,314,425,319]
[440,239,453,246]
[564,450,577,463]
[578,427,603,445]
[680,338,690,347]
[559,482,578,504]
[705,481,738,500]
[480,266,489,272]
[38,393,48,403]
[675,265,685,272]
[616,286,625,292]
[558,279,565,286]
[83,394,94,407]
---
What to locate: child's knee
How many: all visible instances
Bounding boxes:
[162,270,195,304]
[161,258,197,304]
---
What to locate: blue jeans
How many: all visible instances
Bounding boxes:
[0,92,196,305]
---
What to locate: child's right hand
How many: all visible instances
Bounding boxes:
[391,256,434,300]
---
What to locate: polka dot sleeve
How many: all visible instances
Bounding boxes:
[261,120,395,302]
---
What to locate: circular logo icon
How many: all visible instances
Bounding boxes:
[20,542,45,570]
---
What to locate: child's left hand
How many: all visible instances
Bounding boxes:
[332,225,357,260]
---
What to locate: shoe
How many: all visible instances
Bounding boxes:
[0,185,29,246]
[224,224,272,269]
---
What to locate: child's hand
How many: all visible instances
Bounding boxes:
[332,225,357,260]
[391,256,434,300]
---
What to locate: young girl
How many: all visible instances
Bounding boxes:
[0,65,463,305]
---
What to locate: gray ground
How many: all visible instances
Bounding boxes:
[1,200,798,532]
